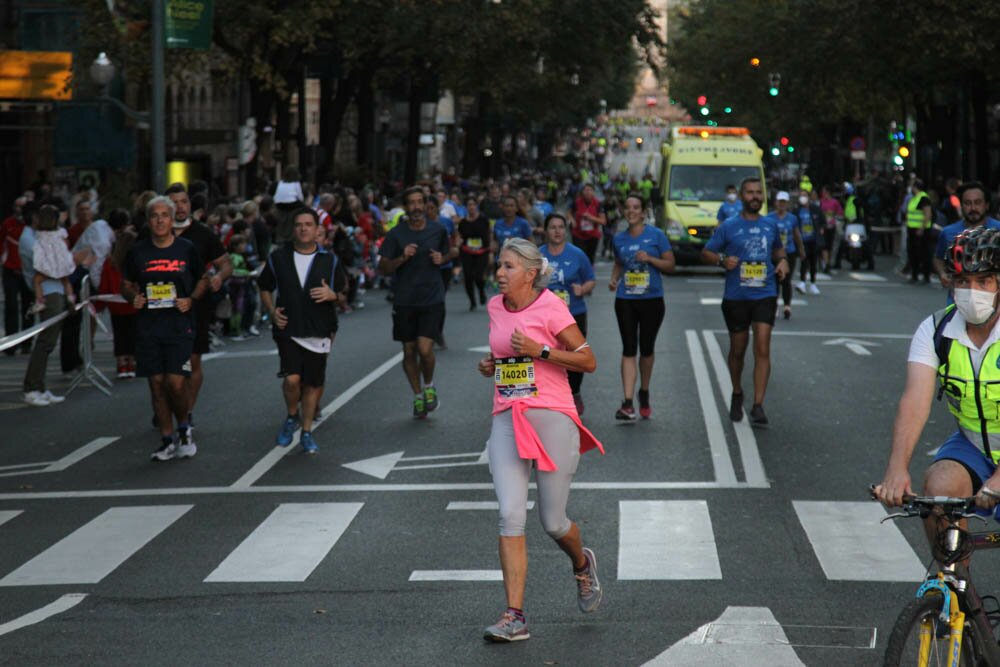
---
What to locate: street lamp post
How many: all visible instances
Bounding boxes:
[88,0,165,191]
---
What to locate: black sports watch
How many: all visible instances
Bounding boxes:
[540,345,551,360]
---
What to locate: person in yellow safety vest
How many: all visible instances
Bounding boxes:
[799,175,813,193]
[638,176,654,203]
[875,227,1000,562]
[843,182,857,222]
[905,178,934,283]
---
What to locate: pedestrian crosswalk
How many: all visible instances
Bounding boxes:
[0,499,930,587]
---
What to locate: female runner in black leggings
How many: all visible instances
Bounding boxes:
[608,195,675,420]
[458,196,491,310]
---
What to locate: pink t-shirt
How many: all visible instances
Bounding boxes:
[488,289,577,415]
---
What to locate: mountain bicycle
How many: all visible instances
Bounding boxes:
[872,487,1000,665]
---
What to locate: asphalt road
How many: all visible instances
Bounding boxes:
[0,258,978,666]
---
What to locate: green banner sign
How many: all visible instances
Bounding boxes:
[165,0,213,50]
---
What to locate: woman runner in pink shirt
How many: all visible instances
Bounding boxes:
[477,238,605,642]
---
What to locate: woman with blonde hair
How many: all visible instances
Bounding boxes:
[478,237,605,642]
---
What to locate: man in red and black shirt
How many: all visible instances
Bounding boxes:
[123,196,206,462]
[0,197,32,354]
[570,184,606,264]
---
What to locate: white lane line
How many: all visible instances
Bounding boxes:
[758,330,911,339]
[203,349,278,361]
[0,510,23,527]
[230,352,404,489]
[685,330,737,485]
[409,570,503,581]
[0,437,119,479]
[849,272,886,282]
[0,593,88,638]
[700,297,806,306]
[618,500,721,580]
[702,331,768,488]
[0,480,752,501]
[446,501,534,511]
[793,501,925,581]
[44,437,119,472]
[0,505,192,586]
[205,503,363,582]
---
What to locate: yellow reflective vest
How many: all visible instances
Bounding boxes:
[937,306,1000,462]
[907,191,929,229]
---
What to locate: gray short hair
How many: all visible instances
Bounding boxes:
[500,238,551,289]
[146,195,176,219]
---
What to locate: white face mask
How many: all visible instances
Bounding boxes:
[954,288,998,325]
[798,196,809,206]
[726,193,737,203]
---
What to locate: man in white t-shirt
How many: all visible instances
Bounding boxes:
[876,227,1000,556]
[258,208,347,454]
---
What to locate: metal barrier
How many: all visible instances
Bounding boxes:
[0,280,124,397]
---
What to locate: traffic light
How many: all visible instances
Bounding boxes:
[768,72,781,96]
[724,106,732,114]
[750,57,761,68]
[898,145,910,159]
[780,136,789,146]
[787,145,795,153]
[697,95,707,106]
[770,147,780,157]
[700,107,709,116]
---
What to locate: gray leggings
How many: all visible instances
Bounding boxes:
[488,408,580,538]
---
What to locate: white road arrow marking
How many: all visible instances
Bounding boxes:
[467,345,491,353]
[642,606,805,666]
[342,450,488,479]
[823,337,879,356]
[0,437,119,479]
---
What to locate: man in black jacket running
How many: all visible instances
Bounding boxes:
[259,208,347,454]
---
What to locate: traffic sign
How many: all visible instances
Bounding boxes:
[849,136,865,151]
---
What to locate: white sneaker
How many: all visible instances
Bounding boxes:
[42,390,65,404]
[151,442,177,461]
[24,391,50,407]
[176,429,197,459]
[248,325,260,336]
[795,281,806,293]
[808,283,821,295]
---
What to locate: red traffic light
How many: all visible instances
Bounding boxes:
[696,95,707,106]
[780,136,789,146]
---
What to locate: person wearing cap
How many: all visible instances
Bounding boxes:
[875,226,1000,560]
[763,191,802,320]
[932,181,1000,304]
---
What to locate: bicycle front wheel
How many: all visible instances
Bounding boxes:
[883,593,978,666]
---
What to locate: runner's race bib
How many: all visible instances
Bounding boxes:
[739,262,766,288]
[494,356,538,399]
[802,221,814,236]
[146,282,177,309]
[624,270,650,295]
[552,289,570,306]
[466,237,483,250]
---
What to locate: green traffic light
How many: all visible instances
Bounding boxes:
[700,107,710,116]
[787,146,794,153]
[770,147,780,156]
[769,87,779,96]
[724,107,732,113]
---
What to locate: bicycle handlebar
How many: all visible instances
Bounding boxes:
[868,484,979,520]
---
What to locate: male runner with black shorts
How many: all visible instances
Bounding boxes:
[123,196,205,460]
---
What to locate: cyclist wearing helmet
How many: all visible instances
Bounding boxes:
[876,227,1000,537]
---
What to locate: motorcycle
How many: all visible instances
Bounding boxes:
[841,222,873,270]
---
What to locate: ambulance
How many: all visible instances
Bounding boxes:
[658,126,766,264]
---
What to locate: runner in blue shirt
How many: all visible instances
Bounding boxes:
[933,182,1000,306]
[794,193,823,294]
[609,194,675,421]
[762,191,803,320]
[491,195,534,261]
[540,212,596,415]
[716,184,743,222]
[702,177,789,428]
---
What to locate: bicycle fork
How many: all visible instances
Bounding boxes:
[916,574,965,666]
